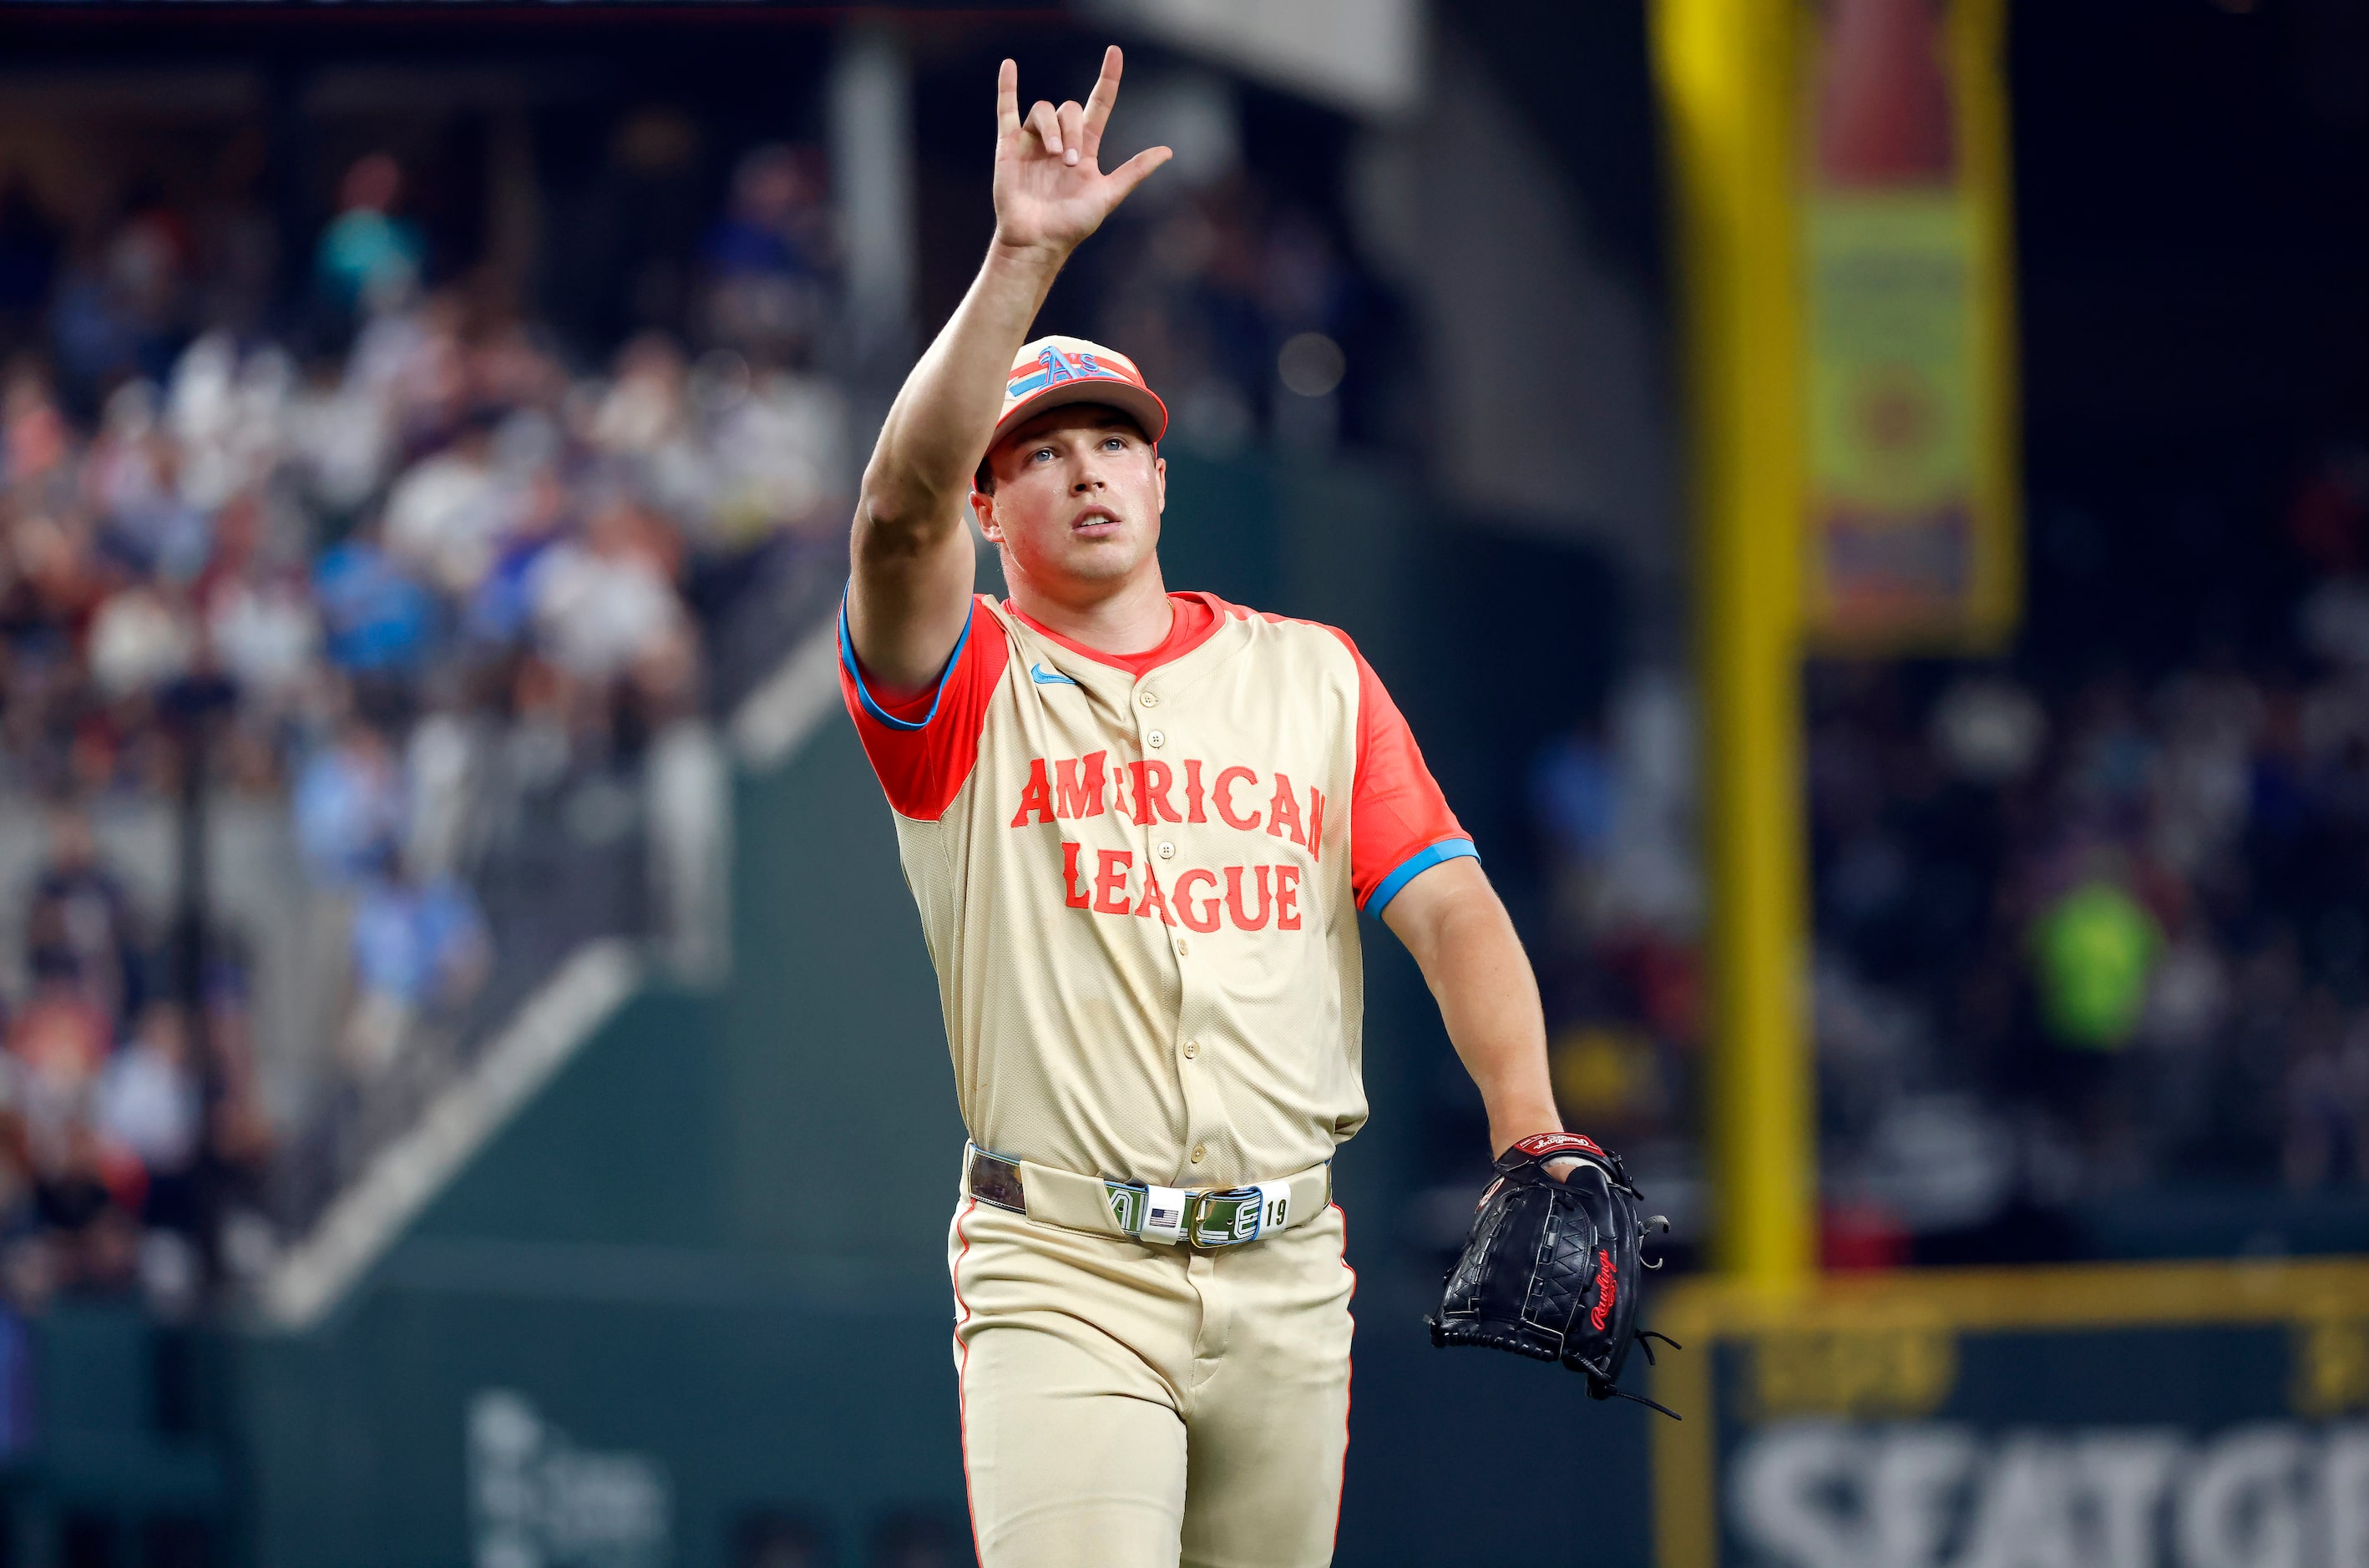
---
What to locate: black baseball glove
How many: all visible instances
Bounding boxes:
[1425,1131,1680,1417]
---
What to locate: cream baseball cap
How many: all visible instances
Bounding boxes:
[992,335,1168,445]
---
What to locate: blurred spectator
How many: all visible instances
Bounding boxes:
[702,145,833,358]
[48,189,192,395]
[316,154,424,319]
[5,366,73,492]
[528,497,687,689]
[87,584,195,701]
[30,1121,140,1295]
[23,806,144,1032]
[312,520,438,679]
[384,407,511,598]
[344,861,490,1076]
[203,497,322,715]
[94,1001,202,1233]
[8,974,109,1155]
[104,188,194,380]
[295,717,407,887]
[2030,874,2160,1051]
[704,354,848,548]
[590,334,707,519]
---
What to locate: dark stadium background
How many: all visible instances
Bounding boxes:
[0,1,2351,1564]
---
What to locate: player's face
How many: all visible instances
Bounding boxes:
[973,406,1167,594]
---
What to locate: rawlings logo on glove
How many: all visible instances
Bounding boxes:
[1425,1134,1681,1418]
[1511,1131,1607,1161]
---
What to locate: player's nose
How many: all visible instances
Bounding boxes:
[1066,437,1112,488]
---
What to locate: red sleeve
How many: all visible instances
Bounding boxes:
[1325,627,1477,915]
[838,591,1007,822]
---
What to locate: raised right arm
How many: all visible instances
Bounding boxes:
[845,48,1169,693]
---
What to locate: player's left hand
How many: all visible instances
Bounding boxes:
[991,46,1172,260]
[1426,1132,1681,1416]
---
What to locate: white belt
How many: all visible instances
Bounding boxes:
[964,1142,1331,1247]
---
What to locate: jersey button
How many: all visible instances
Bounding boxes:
[1183,1040,1198,1060]
[1139,690,1160,708]
[1190,1145,1207,1165]
[1146,729,1166,748]
[1175,939,1190,956]
[1157,841,1176,860]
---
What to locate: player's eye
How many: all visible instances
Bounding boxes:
[1030,447,1055,463]
[1101,437,1126,452]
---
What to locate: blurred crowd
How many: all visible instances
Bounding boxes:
[1799,448,2369,1261]
[1086,187,1408,458]
[0,141,853,1309]
[0,106,1412,1307]
[1061,78,1414,460]
[1527,448,2369,1266]
[3,806,271,1313]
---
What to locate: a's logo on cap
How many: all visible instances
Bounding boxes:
[996,340,1161,439]
[1009,345,1129,400]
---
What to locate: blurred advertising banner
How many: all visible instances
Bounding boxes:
[1801,0,2019,651]
[1651,1259,2369,1566]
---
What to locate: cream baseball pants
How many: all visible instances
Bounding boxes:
[947,1195,1356,1567]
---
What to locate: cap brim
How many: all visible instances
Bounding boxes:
[992,381,1169,446]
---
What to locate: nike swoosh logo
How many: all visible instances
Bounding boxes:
[1030,663,1078,687]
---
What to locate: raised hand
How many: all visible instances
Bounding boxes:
[993,46,1172,258]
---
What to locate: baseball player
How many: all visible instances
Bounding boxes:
[838,48,1575,1566]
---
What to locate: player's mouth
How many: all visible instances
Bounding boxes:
[1070,505,1123,537]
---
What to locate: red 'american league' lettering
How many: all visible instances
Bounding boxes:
[1020,755,1324,933]
[1062,848,1307,933]
[1013,754,1323,857]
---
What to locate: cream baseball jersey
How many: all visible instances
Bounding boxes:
[838,589,1475,1189]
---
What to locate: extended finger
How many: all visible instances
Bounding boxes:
[1025,99,1063,158]
[1081,44,1124,155]
[1056,101,1086,166]
[1105,144,1172,202]
[996,59,1020,139]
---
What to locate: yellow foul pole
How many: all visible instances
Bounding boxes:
[1650,0,1816,1290]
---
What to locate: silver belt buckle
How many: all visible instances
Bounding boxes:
[1187,1187,1267,1247]
[1106,1178,1285,1247]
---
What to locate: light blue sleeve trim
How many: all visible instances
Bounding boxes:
[838,585,973,732]
[1365,838,1481,920]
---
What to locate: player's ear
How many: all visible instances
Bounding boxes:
[970,485,1001,544]
[1152,452,1166,514]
